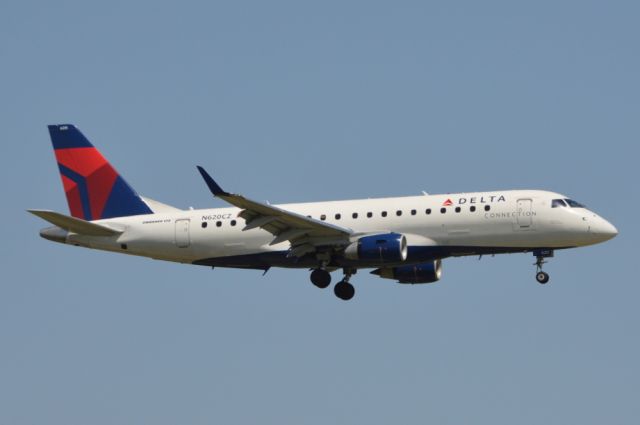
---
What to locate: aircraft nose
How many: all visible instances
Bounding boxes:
[591,217,618,242]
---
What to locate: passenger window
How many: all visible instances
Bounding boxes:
[411,209,416,215]
[552,199,567,208]
[352,212,358,219]
[426,208,432,215]
[381,211,388,217]
[201,222,208,228]
[335,213,341,220]
[455,207,461,213]
[470,206,476,212]
[367,212,373,218]
[216,221,222,227]
[484,205,490,211]
[230,220,237,226]
[440,208,446,214]
[396,210,402,216]
[320,214,326,221]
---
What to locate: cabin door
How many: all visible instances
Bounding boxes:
[516,199,533,229]
[175,219,191,248]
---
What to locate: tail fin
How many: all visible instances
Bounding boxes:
[48,124,153,220]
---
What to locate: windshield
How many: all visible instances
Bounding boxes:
[551,199,567,208]
[565,199,586,208]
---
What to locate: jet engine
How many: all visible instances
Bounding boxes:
[344,233,408,263]
[371,259,442,284]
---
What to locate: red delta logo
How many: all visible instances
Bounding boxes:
[442,195,507,207]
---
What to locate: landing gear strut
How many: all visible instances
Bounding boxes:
[334,268,356,301]
[533,249,553,284]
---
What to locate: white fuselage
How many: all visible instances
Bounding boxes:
[53,190,617,269]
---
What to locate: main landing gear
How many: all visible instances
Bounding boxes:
[334,269,356,301]
[309,267,356,301]
[533,249,553,284]
[310,268,331,289]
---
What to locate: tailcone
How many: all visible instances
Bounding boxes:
[40,226,68,243]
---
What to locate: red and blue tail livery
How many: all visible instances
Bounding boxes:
[48,124,152,220]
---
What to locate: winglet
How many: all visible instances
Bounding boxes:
[197,166,230,197]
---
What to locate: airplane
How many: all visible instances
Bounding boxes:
[29,124,618,300]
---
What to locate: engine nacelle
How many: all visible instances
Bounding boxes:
[372,260,443,284]
[344,233,408,263]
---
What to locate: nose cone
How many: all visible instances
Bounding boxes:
[591,218,618,243]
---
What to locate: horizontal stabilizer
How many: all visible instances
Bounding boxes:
[27,209,122,236]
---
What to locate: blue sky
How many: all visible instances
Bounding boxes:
[1,1,638,424]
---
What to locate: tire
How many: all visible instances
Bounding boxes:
[310,269,331,289]
[536,271,550,284]
[334,281,355,300]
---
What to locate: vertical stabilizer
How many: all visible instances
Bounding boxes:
[48,124,153,220]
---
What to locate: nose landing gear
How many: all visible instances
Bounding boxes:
[533,249,553,284]
[536,270,550,284]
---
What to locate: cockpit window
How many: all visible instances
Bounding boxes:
[551,199,567,208]
[565,199,586,208]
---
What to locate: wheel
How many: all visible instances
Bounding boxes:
[310,269,331,289]
[334,281,355,300]
[536,271,550,284]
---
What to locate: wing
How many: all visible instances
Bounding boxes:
[197,166,352,257]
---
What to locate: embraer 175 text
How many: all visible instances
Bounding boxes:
[30,125,618,300]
